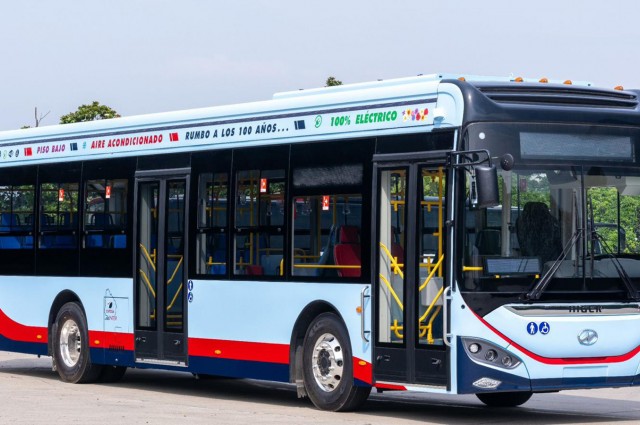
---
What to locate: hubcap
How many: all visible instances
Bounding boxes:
[311,333,344,392]
[59,318,81,368]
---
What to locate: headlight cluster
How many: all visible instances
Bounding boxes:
[462,337,522,370]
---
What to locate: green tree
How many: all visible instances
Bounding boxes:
[60,101,120,124]
[325,76,342,87]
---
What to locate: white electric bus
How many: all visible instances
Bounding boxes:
[1,74,640,410]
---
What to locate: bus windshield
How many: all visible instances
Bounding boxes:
[463,155,640,301]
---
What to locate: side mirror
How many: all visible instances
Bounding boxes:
[472,164,499,208]
[448,149,500,208]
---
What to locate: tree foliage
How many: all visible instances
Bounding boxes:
[325,76,343,87]
[60,101,120,124]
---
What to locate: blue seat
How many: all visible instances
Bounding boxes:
[0,236,21,249]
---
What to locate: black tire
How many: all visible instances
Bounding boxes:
[99,365,127,383]
[52,302,103,383]
[476,391,533,407]
[302,313,371,411]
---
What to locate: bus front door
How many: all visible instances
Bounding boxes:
[134,174,189,365]
[374,163,448,387]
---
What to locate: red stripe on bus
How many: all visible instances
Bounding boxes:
[189,338,289,364]
[353,356,373,384]
[0,308,48,344]
[473,310,640,365]
[374,382,407,391]
[88,331,134,350]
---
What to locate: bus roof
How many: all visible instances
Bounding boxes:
[0,74,632,168]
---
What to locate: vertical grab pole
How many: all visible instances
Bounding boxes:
[360,286,371,342]
[442,286,452,347]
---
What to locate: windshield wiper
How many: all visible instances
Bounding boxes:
[591,231,639,301]
[525,230,582,301]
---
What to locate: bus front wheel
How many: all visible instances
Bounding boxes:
[302,313,370,411]
[53,302,103,383]
[476,391,533,407]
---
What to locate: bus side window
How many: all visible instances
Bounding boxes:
[196,172,228,275]
[233,169,285,277]
[291,195,362,279]
[39,182,79,249]
[84,179,128,249]
[0,184,35,250]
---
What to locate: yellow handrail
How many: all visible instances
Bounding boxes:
[139,243,157,271]
[138,269,156,298]
[419,286,444,323]
[418,254,444,292]
[166,256,183,286]
[425,305,442,344]
[166,283,183,310]
[463,265,483,272]
[379,242,404,278]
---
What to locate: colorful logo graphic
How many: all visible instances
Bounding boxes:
[403,108,429,122]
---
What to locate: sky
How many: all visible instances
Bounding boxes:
[1,0,639,131]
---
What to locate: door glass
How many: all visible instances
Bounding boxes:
[378,169,407,344]
[418,167,445,346]
[165,181,185,331]
[137,182,159,329]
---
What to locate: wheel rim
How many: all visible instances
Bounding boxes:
[311,332,344,392]
[59,318,81,368]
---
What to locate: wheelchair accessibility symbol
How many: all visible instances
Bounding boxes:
[539,322,550,335]
[527,321,550,335]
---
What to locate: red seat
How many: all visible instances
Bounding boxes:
[334,226,361,277]
[245,265,264,275]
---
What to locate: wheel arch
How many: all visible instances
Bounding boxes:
[288,300,347,394]
[47,290,84,356]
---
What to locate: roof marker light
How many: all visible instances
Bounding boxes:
[563,80,572,85]
[614,85,624,91]
[458,77,466,81]
[539,77,549,83]
[514,77,524,83]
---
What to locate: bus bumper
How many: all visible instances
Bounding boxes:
[456,337,640,394]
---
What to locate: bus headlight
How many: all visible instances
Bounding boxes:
[462,337,522,370]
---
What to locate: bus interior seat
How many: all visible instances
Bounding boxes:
[207,233,226,274]
[0,213,18,230]
[516,202,562,264]
[92,214,113,227]
[245,264,264,275]
[315,225,338,277]
[334,225,361,277]
[0,236,21,249]
[475,228,501,256]
[112,235,126,249]
[260,254,283,276]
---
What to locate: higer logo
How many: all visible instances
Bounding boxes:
[578,329,598,346]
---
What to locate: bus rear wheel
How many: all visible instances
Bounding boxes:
[302,313,370,411]
[53,302,103,383]
[476,391,532,407]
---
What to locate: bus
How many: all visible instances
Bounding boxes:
[1,74,640,411]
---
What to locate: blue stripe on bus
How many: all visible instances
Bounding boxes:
[0,334,47,356]
[188,356,289,382]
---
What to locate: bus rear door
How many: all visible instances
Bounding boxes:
[134,170,189,365]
